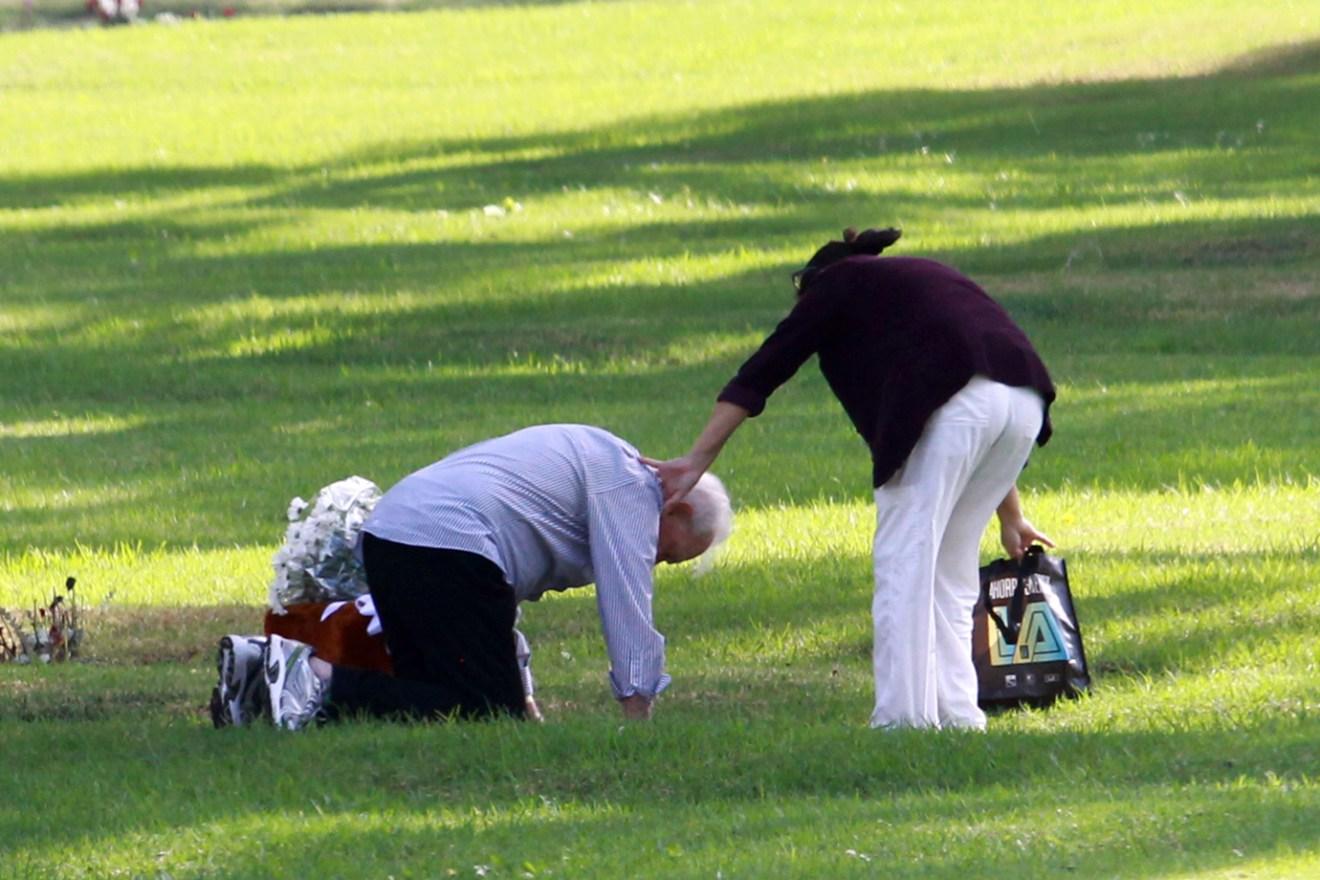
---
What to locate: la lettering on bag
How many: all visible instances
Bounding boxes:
[972,545,1091,709]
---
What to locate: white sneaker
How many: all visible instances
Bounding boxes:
[266,634,326,731]
[209,635,268,728]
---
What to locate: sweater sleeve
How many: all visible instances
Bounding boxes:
[717,277,850,416]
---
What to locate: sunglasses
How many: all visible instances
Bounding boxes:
[791,267,814,294]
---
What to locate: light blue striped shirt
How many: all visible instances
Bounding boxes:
[362,424,671,699]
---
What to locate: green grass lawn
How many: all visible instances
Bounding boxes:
[2,0,1319,877]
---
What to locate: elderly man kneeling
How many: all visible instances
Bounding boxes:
[223,424,732,729]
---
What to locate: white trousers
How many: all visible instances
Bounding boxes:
[870,377,1044,730]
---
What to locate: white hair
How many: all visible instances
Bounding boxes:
[685,472,733,572]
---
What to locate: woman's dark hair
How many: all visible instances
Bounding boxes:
[791,227,902,294]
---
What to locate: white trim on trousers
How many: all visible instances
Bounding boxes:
[870,377,1044,730]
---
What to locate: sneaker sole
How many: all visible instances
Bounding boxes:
[208,683,228,729]
[213,635,265,728]
[267,635,323,731]
[266,635,294,729]
[211,636,240,728]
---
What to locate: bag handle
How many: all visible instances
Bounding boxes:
[986,545,1044,644]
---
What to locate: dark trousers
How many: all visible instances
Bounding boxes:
[326,533,526,722]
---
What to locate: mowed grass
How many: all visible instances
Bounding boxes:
[2,1,1319,877]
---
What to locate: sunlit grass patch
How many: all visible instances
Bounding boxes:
[0,543,266,607]
[0,412,150,440]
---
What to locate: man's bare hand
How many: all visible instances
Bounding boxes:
[619,694,653,720]
[524,695,545,723]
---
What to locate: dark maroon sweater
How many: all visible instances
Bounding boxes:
[718,256,1056,487]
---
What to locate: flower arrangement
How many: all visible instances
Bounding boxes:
[0,577,84,665]
[268,476,380,613]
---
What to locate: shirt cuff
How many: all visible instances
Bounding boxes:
[609,670,672,701]
[717,382,766,417]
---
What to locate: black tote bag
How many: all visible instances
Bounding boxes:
[972,545,1091,709]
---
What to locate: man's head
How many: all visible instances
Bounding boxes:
[656,473,733,566]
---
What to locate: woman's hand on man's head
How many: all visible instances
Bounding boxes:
[640,454,707,511]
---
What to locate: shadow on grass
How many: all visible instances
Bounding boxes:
[7,540,1312,722]
[2,548,1314,873]
[1,32,1316,878]
[5,37,1318,212]
[1060,548,1320,677]
[0,706,1316,877]
[1,302,1316,551]
[3,37,1314,325]
[0,38,1317,550]
[544,547,1320,690]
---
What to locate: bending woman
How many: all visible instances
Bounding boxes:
[648,228,1056,731]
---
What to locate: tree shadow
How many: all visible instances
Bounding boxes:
[1,38,1317,551]
[4,34,1318,212]
[1,708,1316,877]
[1,32,1317,880]
[608,547,1317,684]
